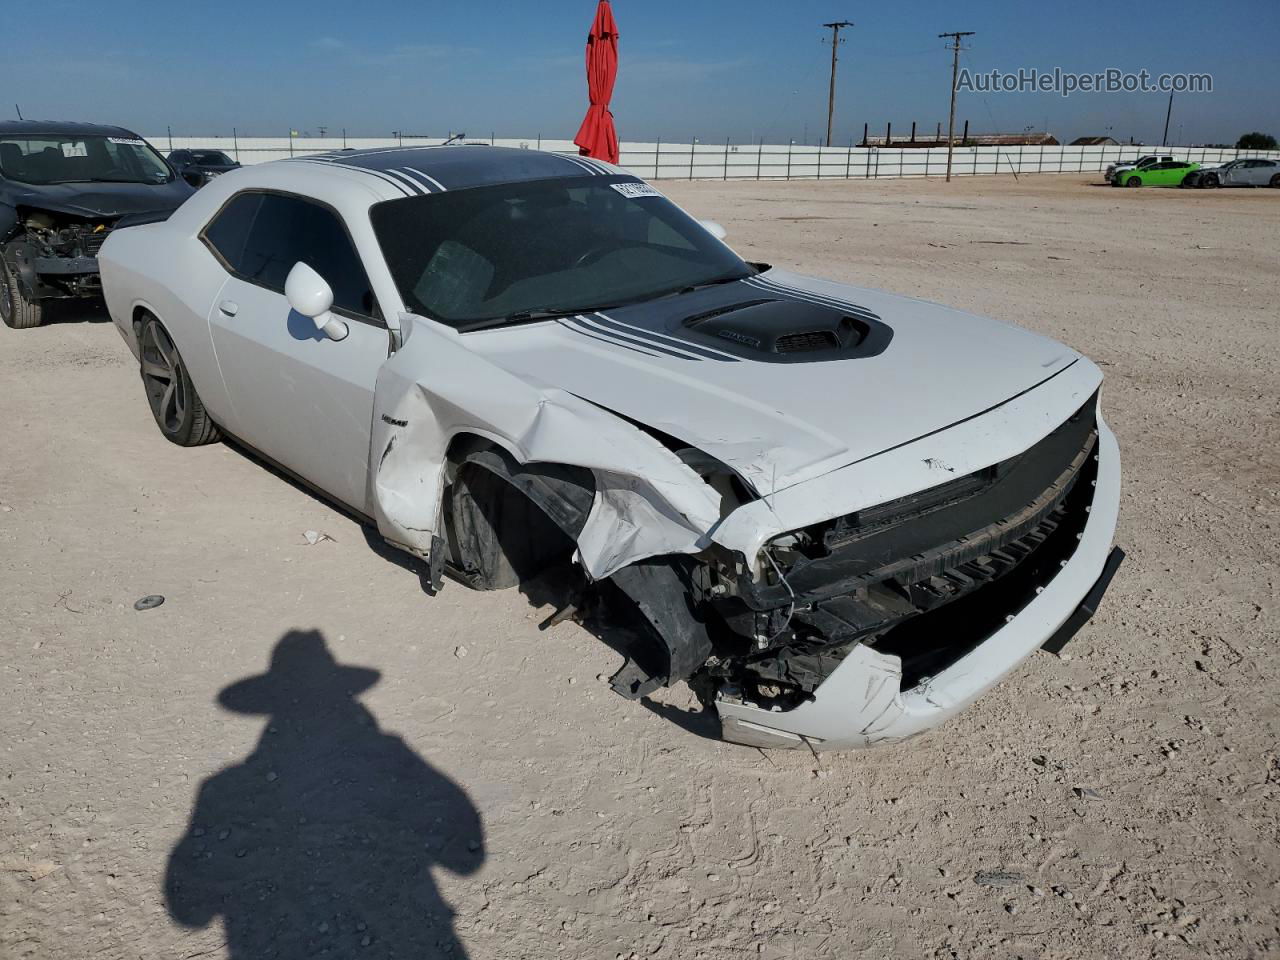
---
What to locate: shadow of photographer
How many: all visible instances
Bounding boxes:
[165,629,483,958]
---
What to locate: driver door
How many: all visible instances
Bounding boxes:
[201,190,391,514]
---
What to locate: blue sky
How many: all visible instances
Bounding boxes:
[7,0,1278,145]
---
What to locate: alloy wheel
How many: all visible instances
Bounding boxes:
[140,322,188,433]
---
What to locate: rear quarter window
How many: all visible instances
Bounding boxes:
[202,192,261,272]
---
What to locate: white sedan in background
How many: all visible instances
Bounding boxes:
[99,145,1123,751]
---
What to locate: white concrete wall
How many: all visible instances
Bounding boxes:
[152,135,1280,181]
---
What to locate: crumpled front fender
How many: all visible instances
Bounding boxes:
[370,316,724,580]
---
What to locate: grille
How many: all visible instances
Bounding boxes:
[903,499,1067,610]
[877,441,1099,689]
[775,330,839,353]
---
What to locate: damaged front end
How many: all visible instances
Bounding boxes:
[698,394,1099,709]
[370,316,1113,748]
[4,210,115,300]
[435,391,1100,743]
[545,392,1102,742]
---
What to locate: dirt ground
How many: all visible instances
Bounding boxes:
[2,173,1277,960]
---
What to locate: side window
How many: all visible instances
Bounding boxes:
[239,193,379,319]
[203,192,262,273]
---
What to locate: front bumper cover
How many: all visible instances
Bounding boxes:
[716,411,1123,751]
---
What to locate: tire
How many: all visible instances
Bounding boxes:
[1270,174,1280,188]
[138,314,220,446]
[1126,176,1142,187]
[0,257,46,329]
[1202,174,1219,189]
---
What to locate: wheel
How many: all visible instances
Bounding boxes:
[1270,173,1280,188]
[138,315,220,446]
[1202,174,1219,189]
[0,257,45,329]
[1126,176,1142,187]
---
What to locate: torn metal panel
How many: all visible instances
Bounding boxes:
[370,315,723,579]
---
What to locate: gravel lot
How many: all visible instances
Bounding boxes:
[2,173,1277,959]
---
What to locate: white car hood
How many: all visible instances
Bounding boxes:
[457,269,1080,495]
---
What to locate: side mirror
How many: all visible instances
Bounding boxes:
[700,219,728,241]
[285,262,348,341]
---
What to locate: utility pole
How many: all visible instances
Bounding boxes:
[938,30,974,182]
[1162,92,1173,146]
[822,21,854,148]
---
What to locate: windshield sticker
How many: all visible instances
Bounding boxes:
[61,141,89,158]
[610,181,662,200]
[108,137,146,146]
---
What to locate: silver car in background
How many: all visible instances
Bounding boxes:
[1184,157,1280,188]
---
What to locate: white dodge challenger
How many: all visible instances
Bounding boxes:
[99,145,1123,751]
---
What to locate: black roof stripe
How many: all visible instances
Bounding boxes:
[398,167,447,192]
[280,145,607,193]
[555,153,603,176]
[284,157,413,195]
[379,168,427,195]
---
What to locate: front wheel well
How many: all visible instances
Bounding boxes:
[441,438,596,591]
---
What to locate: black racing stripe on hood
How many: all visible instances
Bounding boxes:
[564,316,708,361]
[590,313,741,362]
[744,275,883,322]
[554,318,666,359]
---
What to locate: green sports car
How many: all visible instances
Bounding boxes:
[1113,160,1199,187]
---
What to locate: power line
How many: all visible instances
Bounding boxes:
[938,30,975,182]
[822,21,854,148]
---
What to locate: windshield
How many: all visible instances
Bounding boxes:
[371,176,751,328]
[193,151,234,165]
[0,134,173,185]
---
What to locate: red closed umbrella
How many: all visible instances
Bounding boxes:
[573,0,620,164]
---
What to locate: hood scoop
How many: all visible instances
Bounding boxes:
[682,297,893,363]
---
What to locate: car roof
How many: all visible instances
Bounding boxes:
[0,119,145,139]
[279,144,621,196]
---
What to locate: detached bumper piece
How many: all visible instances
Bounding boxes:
[1040,546,1125,655]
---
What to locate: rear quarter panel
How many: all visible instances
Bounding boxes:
[99,220,232,427]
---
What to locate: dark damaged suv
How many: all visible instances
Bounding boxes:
[0,121,193,328]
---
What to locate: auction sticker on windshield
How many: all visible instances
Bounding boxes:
[109,137,147,146]
[611,181,662,199]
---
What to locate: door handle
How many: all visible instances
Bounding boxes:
[218,300,239,317]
